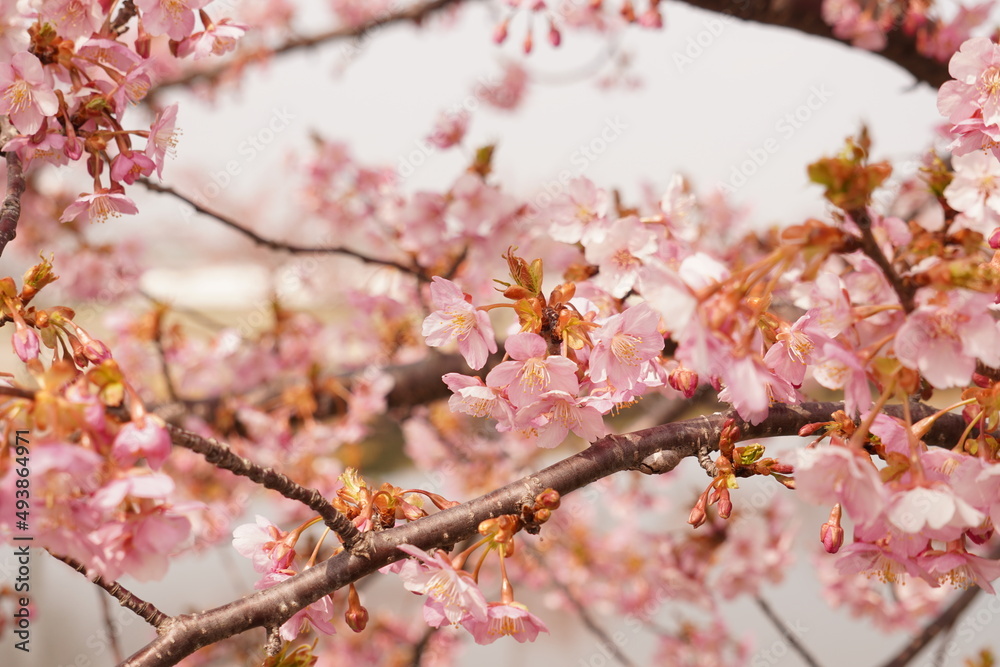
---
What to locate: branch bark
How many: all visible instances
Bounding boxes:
[0,152,26,258]
[120,400,977,667]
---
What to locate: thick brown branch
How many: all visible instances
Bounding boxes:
[121,401,982,667]
[167,424,363,549]
[676,0,949,88]
[0,152,26,258]
[50,552,168,628]
[140,180,426,280]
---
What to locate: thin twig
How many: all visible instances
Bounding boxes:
[97,586,125,663]
[151,0,477,92]
[409,626,437,667]
[878,544,1000,667]
[139,180,427,280]
[153,310,179,402]
[850,208,915,313]
[0,152,26,257]
[754,595,822,667]
[529,549,637,667]
[50,552,168,628]
[166,424,363,550]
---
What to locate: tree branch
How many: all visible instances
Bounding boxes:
[121,400,982,667]
[0,152,26,258]
[878,544,1000,667]
[850,207,916,313]
[151,0,474,92]
[755,595,822,667]
[166,424,363,550]
[50,552,168,628]
[676,0,950,88]
[140,180,427,280]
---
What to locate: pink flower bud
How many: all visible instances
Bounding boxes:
[493,18,509,44]
[548,22,561,47]
[820,504,844,554]
[13,324,40,362]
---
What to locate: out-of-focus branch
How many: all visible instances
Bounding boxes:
[151,0,476,92]
[676,0,950,88]
[167,425,363,550]
[121,400,986,667]
[140,180,427,280]
[878,543,1000,667]
[0,152,26,258]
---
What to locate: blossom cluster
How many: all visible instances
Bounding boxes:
[0,1,248,224]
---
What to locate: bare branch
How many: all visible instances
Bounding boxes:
[151,0,475,92]
[755,595,822,667]
[140,180,427,280]
[166,424,363,550]
[50,552,168,628]
[0,152,26,258]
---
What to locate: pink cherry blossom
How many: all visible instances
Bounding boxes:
[717,351,799,425]
[39,0,105,40]
[443,373,516,429]
[176,18,249,59]
[422,277,497,370]
[588,302,663,391]
[96,509,192,581]
[517,390,607,448]
[943,151,1000,236]
[886,486,985,540]
[795,445,887,525]
[60,189,140,224]
[145,104,179,178]
[917,548,1000,594]
[485,332,579,408]
[584,215,658,297]
[112,417,172,470]
[763,309,832,386]
[812,341,872,416]
[0,52,59,135]
[894,288,1000,388]
[232,515,296,573]
[136,0,211,41]
[461,602,549,644]
[426,110,469,149]
[111,151,157,185]
[542,177,608,244]
[396,544,488,624]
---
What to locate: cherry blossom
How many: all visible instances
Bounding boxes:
[584,215,658,297]
[894,288,1000,388]
[136,0,211,41]
[485,332,579,407]
[176,17,249,59]
[422,276,498,370]
[39,0,105,40]
[60,189,140,224]
[0,52,59,135]
[588,302,663,392]
[395,544,488,624]
[795,445,887,525]
[516,390,607,448]
[461,602,549,644]
[112,416,172,470]
[232,515,296,573]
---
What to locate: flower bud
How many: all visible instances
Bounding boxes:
[535,488,560,510]
[820,504,844,554]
